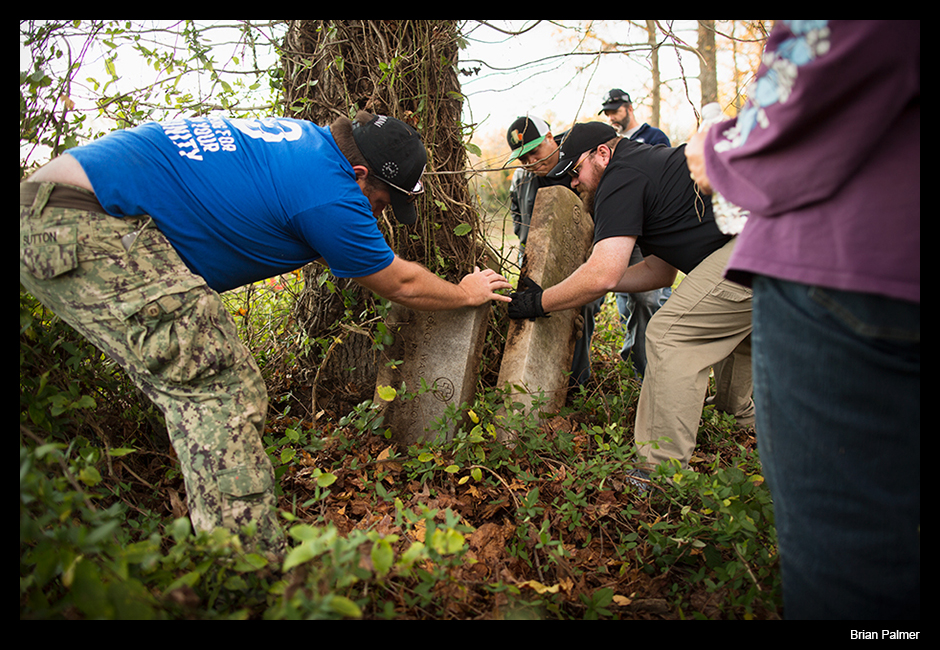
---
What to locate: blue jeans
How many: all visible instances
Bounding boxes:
[615,288,668,377]
[615,246,669,378]
[752,276,920,619]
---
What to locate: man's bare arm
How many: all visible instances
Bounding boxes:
[355,256,511,311]
[540,236,676,313]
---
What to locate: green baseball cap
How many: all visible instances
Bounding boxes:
[506,115,551,162]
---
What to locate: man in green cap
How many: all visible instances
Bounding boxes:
[506,114,599,387]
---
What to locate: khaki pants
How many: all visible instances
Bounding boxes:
[20,182,286,557]
[635,237,753,469]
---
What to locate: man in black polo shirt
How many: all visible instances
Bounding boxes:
[509,121,754,479]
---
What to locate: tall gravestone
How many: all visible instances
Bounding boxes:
[374,303,490,446]
[496,186,594,439]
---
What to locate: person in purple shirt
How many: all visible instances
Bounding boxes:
[686,20,919,619]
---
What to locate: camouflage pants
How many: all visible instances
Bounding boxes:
[20,182,286,557]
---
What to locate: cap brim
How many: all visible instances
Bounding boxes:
[508,134,547,162]
[390,194,418,225]
[547,157,575,179]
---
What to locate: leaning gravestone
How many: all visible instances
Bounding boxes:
[496,186,594,440]
[374,303,490,446]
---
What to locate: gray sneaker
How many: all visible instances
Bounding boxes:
[626,468,651,493]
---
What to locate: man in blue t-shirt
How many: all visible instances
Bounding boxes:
[20,111,511,557]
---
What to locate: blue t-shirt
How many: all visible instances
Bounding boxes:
[68,115,395,292]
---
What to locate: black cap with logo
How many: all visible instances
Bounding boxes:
[351,114,426,225]
[599,88,632,113]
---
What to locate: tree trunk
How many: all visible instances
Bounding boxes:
[278,20,488,418]
[645,21,662,128]
[697,20,719,106]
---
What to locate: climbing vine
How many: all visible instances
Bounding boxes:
[280,20,491,277]
[278,21,506,416]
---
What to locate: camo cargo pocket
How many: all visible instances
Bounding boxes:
[217,465,272,499]
[217,465,274,532]
[20,209,79,280]
[125,285,244,384]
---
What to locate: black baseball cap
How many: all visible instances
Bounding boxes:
[351,114,427,225]
[599,88,632,113]
[548,122,618,178]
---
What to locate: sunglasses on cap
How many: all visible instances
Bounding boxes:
[381,172,425,200]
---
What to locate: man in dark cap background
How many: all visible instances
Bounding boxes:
[600,88,671,147]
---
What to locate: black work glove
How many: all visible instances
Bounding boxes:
[508,277,550,320]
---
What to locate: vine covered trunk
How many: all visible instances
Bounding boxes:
[279,20,491,417]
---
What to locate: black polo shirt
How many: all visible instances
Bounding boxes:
[592,139,731,274]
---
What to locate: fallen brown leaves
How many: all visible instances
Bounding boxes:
[269,416,687,620]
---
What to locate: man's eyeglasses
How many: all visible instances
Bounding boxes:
[380,169,425,203]
[568,148,598,180]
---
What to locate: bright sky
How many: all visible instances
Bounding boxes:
[458,20,709,155]
[21,20,725,168]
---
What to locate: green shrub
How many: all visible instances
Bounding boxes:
[20,282,782,619]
